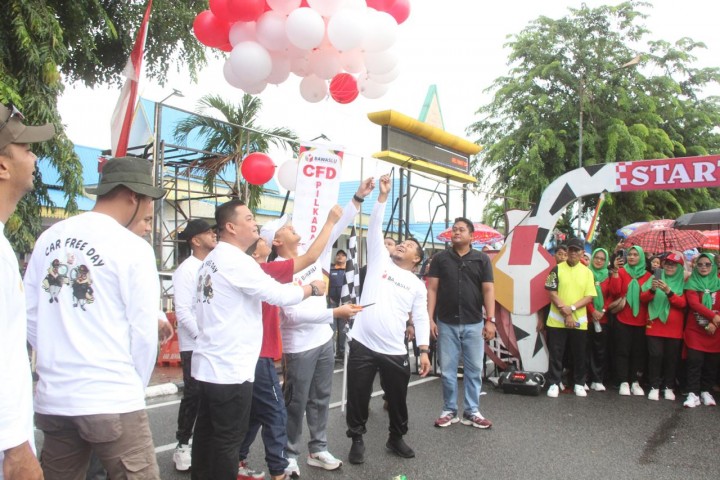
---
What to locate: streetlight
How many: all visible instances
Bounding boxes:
[576,55,640,238]
[153,89,184,268]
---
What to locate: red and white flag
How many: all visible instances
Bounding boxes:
[110,0,153,157]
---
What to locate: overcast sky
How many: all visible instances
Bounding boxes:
[57,0,719,220]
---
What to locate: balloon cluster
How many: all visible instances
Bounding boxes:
[193,0,411,104]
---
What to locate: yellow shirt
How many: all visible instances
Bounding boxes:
[545,262,596,330]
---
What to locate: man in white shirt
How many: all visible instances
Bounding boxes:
[190,199,326,480]
[345,174,431,465]
[264,179,373,477]
[171,219,217,471]
[0,102,53,480]
[24,156,166,479]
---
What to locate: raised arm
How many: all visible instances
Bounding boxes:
[293,205,342,273]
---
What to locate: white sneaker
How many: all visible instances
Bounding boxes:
[574,384,587,397]
[590,382,606,392]
[559,382,565,391]
[700,391,717,406]
[619,382,631,396]
[648,388,660,401]
[684,392,701,408]
[663,388,676,401]
[547,384,559,398]
[172,443,191,471]
[631,382,645,396]
[583,383,590,391]
[307,451,342,471]
[237,460,265,479]
[285,457,300,478]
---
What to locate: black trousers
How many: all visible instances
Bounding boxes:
[176,351,200,444]
[346,340,411,439]
[613,321,646,384]
[586,324,609,384]
[646,336,681,390]
[686,347,720,395]
[191,380,253,480]
[546,327,587,386]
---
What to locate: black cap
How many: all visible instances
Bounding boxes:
[336,249,347,256]
[179,219,213,242]
[567,238,584,250]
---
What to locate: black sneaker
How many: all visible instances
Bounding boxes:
[385,436,415,458]
[348,436,365,464]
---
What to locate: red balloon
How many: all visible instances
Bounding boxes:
[387,0,410,24]
[366,0,397,12]
[227,0,266,22]
[209,0,231,22]
[329,73,359,104]
[193,11,230,48]
[300,0,309,6]
[241,152,276,185]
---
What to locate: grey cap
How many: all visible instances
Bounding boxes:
[0,103,55,150]
[86,157,165,199]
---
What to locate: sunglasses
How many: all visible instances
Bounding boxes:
[697,262,713,267]
[0,104,24,132]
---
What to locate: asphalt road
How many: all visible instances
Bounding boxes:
[36,365,720,480]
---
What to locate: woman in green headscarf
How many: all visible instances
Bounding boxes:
[586,248,610,391]
[682,252,720,408]
[640,252,687,401]
[609,245,652,396]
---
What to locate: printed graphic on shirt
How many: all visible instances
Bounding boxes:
[545,266,559,291]
[70,264,94,310]
[42,258,69,303]
[200,274,213,303]
[381,270,411,292]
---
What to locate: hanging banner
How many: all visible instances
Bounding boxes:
[292,143,344,253]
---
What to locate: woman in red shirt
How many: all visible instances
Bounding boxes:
[609,245,652,396]
[640,252,686,401]
[586,248,611,391]
[683,253,720,408]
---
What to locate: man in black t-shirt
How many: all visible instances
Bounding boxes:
[427,217,496,430]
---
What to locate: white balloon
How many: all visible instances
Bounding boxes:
[243,80,268,95]
[286,7,325,50]
[256,11,289,52]
[286,43,310,59]
[309,47,341,79]
[339,49,365,73]
[267,52,291,84]
[267,0,301,16]
[230,42,273,84]
[277,158,299,191]
[307,0,343,17]
[358,74,389,99]
[223,60,245,89]
[369,64,400,83]
[290,52,311,77]
[229,22,257,46]
[299,75,328,103]
[340,0,365,10]
[363,49,398,75]
[327,8,366,51]
[363,10,397,52]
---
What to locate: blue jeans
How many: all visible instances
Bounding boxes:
[438,321,485,416]
[239,357,288,476]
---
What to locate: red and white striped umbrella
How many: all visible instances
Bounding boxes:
[436,222,504,246]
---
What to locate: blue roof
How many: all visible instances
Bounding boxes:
[37,144,103,211]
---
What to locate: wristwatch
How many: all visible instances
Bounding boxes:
[486,317,496,323]
[419,348,431,355]
[310,284,320,296]
[570,305,577,312]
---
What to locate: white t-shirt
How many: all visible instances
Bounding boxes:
[279,200,358,354]
[24,212,160,416]
[0,224,35,476]
[350,201,430,355]
[191,241,305,384]
[172,255,202,352]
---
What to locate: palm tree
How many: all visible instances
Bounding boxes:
[173,93,298,212]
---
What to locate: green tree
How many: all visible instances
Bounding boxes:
[468,0,720,249]
[1,0,208,252]
[173,94,299,212]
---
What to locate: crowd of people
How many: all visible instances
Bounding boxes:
[542,238,720,408]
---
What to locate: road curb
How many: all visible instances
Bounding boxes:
[145,381,184,399]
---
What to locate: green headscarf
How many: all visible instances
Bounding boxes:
[684,253,720,309]
[589,248,609,311]
[623,245,647,316]
[641,259,686,323]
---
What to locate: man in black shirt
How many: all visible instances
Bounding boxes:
[427,217,496,429]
